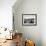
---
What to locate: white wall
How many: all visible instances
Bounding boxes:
[13,0,41,46]
[41,0,46,46]
[0,0,16,30]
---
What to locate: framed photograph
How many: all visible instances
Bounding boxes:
[22,14,37,26]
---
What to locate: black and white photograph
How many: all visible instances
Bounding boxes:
[22,14,37,26]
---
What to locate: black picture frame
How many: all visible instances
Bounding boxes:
[22,14,37,26]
